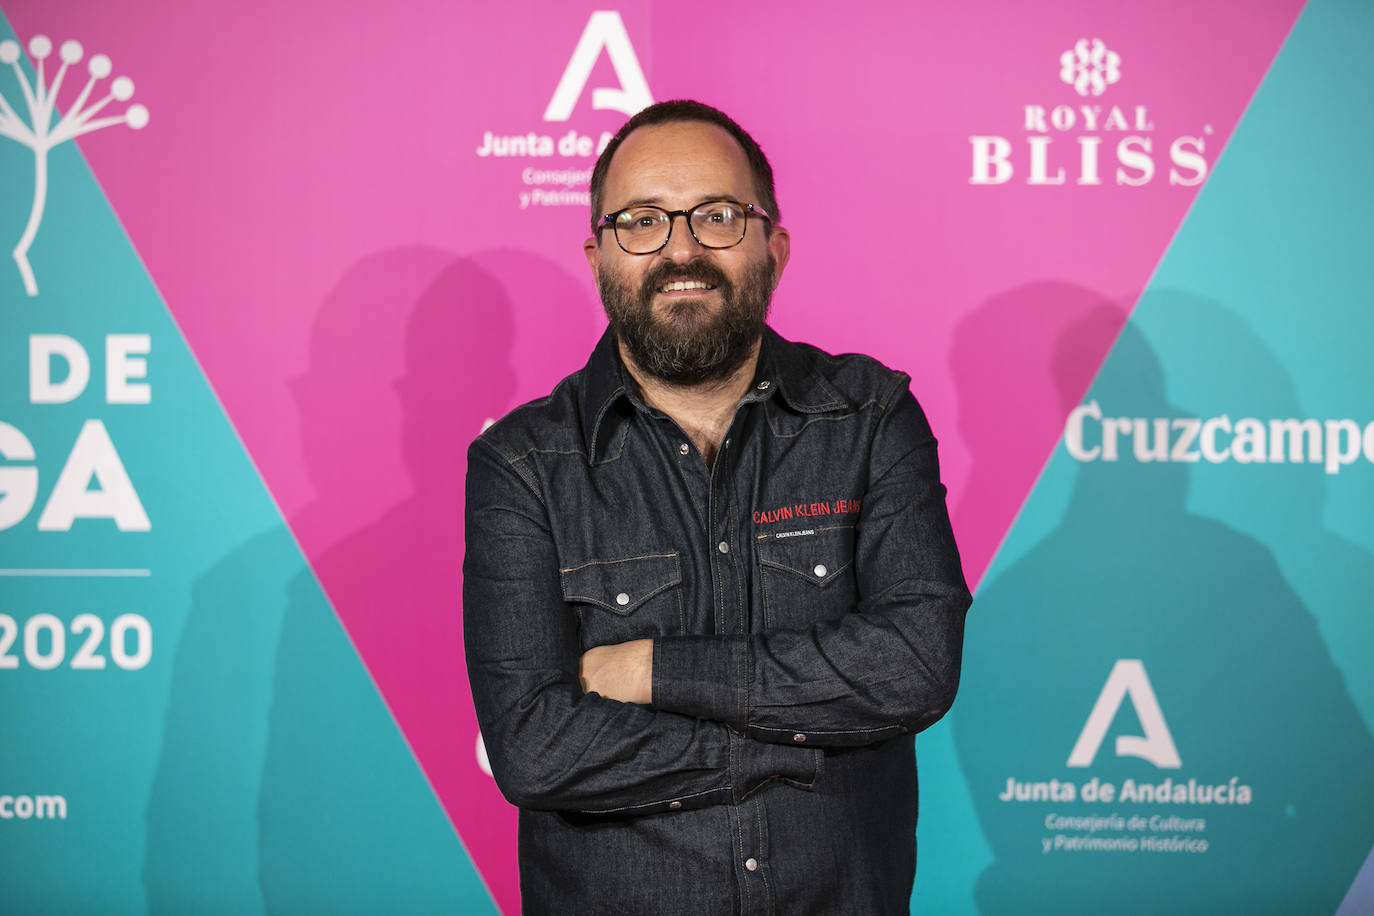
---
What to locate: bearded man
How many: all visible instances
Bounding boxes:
[463,99,971,915]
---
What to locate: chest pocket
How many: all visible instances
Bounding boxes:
[757,525,858,630]
[561,552,685,648]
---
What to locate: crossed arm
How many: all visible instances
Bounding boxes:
[464,438,818,816]
[463,389,970,815]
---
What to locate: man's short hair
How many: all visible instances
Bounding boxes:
[588,99,781,234]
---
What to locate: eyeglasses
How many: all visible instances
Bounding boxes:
[596,200,771,255]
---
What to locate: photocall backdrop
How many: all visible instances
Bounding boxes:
[1,0,1370,912]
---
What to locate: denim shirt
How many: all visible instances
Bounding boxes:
[463,327,971,915]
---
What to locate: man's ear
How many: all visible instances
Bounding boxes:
[767,225,791,289]
[583,235,602,280]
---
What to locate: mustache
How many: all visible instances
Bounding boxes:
[639,260,730,299]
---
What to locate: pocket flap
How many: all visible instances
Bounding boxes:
[757,525,855,587]
[560,552,681,615]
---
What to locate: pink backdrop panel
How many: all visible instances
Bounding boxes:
[4,1,1303,911]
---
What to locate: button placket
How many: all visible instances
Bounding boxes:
[736,795,771,913]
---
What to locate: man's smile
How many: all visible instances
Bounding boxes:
[656,278,718,295]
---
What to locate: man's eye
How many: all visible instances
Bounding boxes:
[699,205,738,224]
[619,210,663,231]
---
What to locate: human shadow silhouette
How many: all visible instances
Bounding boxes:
[259,246,597,914]
[1128,291,1374,736]
[949,282,1128,589]
[144,247,516,912]
[952,290,1374,914]
[142,523,301,913]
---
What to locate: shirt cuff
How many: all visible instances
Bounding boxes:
[651,634,748,732]
[731,731,822,803]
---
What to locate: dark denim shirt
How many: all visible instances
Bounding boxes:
[463,327,971,915]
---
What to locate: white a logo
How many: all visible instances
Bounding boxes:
[1067,659,1181,769]
[544,11,652,122]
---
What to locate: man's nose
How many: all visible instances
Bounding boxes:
[660,212,706,263]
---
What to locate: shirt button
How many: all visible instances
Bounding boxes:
[756,380,771,390]
[793,733,807,743]
[744,857,758,872]
[678,442,689,455]
[717,541,729,554]
[669,801,682,810]
[813,564,828,578]
[616,592,630,606]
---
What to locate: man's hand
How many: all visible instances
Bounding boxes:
[579,639,653,704]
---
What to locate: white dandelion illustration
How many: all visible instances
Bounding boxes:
[0,35,148,296]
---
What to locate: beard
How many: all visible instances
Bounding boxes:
[598,253,775,387]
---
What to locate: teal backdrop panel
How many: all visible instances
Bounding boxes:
[950,0,1374,912]
[0,14,494,913]
[4,1,1371,913]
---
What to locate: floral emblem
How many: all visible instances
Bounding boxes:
[0,35,148,297]
[1059,38,1121,97]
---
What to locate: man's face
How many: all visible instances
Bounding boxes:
[584,121,790,386]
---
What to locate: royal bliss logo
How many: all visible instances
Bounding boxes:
[970,38,1210,188]
[1059,38,1121,97]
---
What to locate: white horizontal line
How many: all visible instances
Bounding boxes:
[0,569,151,577]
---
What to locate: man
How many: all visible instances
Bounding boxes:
[464,99,970,915]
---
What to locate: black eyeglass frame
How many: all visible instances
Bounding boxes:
[595,200,772,255]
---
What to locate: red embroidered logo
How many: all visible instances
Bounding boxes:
[752,499,861,525]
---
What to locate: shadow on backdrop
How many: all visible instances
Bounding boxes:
[949,282,1128,590]
[142,525,300,913]
[1132,291,1374,736]
[951,288,1374,914]
[142,247,476,911]
[260,246,597,914]
[145,246,585,912]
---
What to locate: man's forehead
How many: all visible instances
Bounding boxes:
[603,120,754,206]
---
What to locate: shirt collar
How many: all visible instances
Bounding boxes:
[755,326,848,414]
[579,325,850,463]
